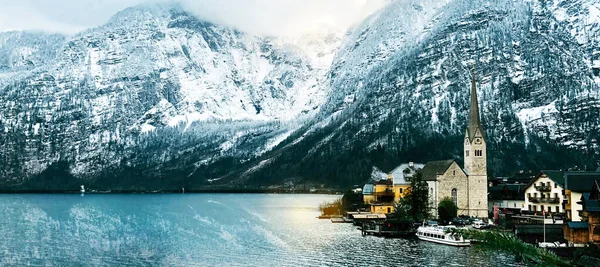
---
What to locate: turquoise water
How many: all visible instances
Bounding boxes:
[0,194,522,266]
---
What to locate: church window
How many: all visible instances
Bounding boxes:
[453,170,456,176]
[474,150,483,157]
[451,188,457,206]
[466,150,469,157]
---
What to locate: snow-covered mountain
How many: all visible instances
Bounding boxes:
[0,3,340,189]
[238,0,600,187]
[0,0,599,190]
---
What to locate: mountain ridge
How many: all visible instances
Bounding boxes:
[0,0,599,191]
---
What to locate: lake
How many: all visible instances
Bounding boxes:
[0,194,523,266]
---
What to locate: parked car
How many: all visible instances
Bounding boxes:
[451,218,468,226]
[472,221,489,229]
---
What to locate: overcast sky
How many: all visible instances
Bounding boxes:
[0,0,389,36]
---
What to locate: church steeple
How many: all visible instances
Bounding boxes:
[467,67,482,140]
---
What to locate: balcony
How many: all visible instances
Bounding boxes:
[374,189,395,197]
[529,197,560,204]
[535,185,551,192]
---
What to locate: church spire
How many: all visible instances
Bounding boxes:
[468,66,481,140]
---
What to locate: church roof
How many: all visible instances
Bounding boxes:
[420,159,455,181]
[467,69,484,141]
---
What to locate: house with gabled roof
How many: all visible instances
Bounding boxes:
[388,162,424,202]
[524,170,600,221]
[488,184,526,212]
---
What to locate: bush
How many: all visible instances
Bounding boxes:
[319,198,343,216]
[438,197,458,224]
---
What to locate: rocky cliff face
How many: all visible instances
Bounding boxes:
[0,3,339,190]
[239,0,600,187]
[0,0,599,191]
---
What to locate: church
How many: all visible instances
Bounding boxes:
[420,72,489,218]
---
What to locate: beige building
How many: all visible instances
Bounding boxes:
[420,72,489,218]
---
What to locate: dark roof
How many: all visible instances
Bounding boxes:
[567,221,589,229]
[592,180,600,200]
[374,179,393,185]
[419,160,455,181]
[504,184,526,200]
[583,199,600,212]
[526,171,600,192]
[508,171,537,184]
[488,185,505,200]
[489,184,526,201]
[526,171,564,189]
[544,170,565,185]
[565,173,600,192]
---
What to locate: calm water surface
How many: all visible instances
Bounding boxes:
[0,194,523,266]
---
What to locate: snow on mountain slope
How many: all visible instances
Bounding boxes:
[238,0,600,187]
[0,2,338,186]
[1,0,599,190]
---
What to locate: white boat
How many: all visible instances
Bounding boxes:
[538,241,567,248]
[416,225,471,247]
[80,185,85,194]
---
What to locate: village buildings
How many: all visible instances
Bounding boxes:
[362,72,489,218]
[524,170,600,220]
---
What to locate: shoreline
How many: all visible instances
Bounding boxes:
[0,189,345,194]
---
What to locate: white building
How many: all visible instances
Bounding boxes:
[524,170,600,221]
[388,162,425,185]
[488,184,526,212]
[524,171,564,214]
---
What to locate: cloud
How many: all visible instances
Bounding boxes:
[0,0,389,36]
[180,0,390,37]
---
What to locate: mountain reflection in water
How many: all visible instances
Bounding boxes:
[0,194,523,266]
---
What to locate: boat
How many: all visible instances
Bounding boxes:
[538,241,567,248]
[362,219,417,237]
[416,225,471,247]
[80,185,85,194]
[331,217,346,223]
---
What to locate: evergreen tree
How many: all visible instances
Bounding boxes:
[395,172,430,221]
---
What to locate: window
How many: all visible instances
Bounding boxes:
[387,207,391,213]
[474,150,483,157]
[453,170,456,176]
[556,206,560,212]
[527,193,531,198]
[528,205,532,211]
[533,206,537,211]
[451,188,458,206]
[554,183,557,188]
[466,150,469,157]
[514,203,516,208]
[541,205,544,212]
[554,193,558,199]
[399,188,403,194]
